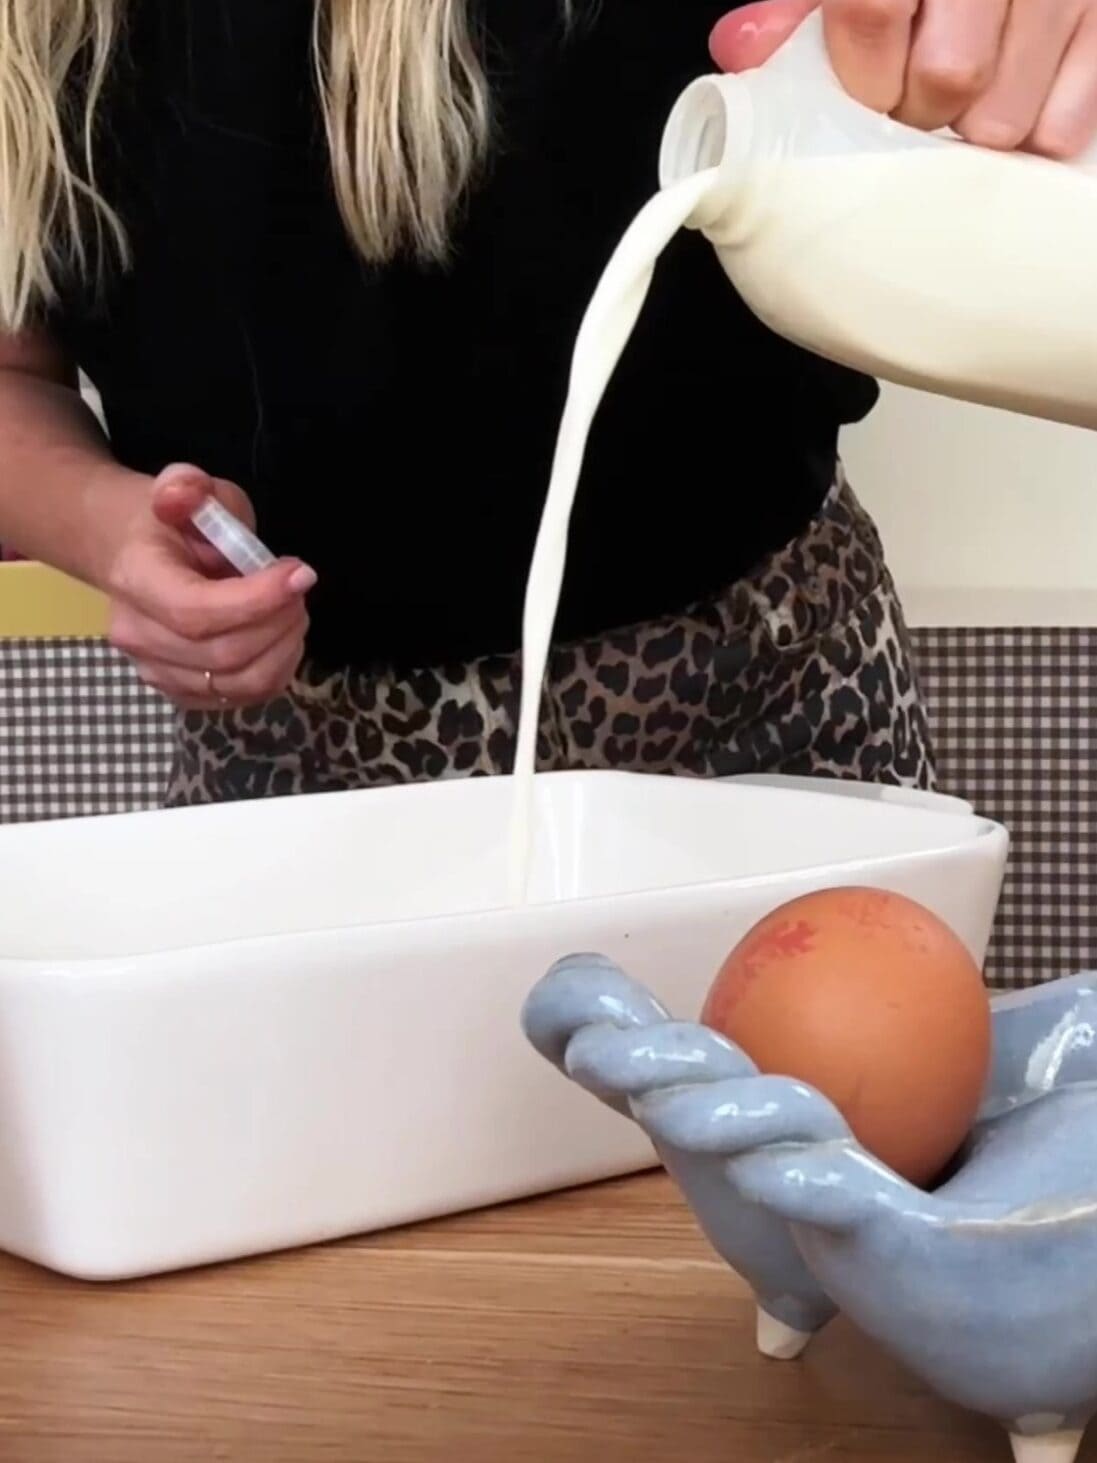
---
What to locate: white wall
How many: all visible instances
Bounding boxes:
[841,386,1097,626]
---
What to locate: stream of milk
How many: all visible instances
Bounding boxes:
[506,130,1097,902]
[507,169,718,905]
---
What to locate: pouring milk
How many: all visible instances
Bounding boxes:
[507,10,1097,902]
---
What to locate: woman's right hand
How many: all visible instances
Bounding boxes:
[710,0,1097,161]
[105,463,316,710]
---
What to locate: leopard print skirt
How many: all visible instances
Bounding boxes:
[165,476,936,805]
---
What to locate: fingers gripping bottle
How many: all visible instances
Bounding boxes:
[659,11,1097,429]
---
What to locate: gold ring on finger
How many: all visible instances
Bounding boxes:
[204,668,230,709]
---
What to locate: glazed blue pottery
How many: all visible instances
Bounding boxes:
[522,955,1097,1463]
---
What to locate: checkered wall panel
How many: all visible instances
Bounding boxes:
[0,638,173,822]
[910,627,1096,989]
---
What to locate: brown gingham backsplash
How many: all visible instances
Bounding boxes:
[912,628,1097,990]
[1,629,1093,989]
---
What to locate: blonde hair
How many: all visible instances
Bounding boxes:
[0,0,497,330]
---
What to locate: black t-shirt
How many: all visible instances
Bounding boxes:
[53,0,878,671]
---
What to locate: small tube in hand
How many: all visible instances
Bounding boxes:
[190,498,276,576]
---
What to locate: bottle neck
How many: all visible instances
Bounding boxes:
[659,73,767,244]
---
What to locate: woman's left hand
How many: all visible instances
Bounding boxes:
[710,0,1097,160]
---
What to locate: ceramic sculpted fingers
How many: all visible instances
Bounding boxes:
[985,974,1097,1114]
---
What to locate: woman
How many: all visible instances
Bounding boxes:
[0,0,1092,804]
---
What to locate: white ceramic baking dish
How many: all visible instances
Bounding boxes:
[0,770,1006,1279]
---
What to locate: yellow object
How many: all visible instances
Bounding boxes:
[0,562,108,638]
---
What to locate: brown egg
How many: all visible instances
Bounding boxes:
[702,886,991,1186]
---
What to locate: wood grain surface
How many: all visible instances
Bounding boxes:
[0,1173,1081,1463]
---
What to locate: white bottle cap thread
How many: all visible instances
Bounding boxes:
[190,498,277,575]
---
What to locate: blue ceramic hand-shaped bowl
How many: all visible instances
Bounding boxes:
[522,956,1097,1463]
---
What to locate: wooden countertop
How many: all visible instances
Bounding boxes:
[0,1173,1067,1463]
